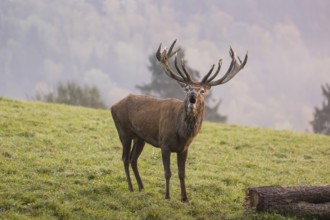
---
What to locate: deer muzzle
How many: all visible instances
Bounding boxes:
[188,93,197,110]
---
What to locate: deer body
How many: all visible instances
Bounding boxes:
[112,94,203,151]
[111,40,247,201]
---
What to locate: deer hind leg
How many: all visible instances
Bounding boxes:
[121,138,133,192]
[130,138,145,191]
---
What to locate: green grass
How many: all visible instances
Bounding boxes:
[0,97,329,220]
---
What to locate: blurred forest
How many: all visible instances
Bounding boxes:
[1,0,330,131]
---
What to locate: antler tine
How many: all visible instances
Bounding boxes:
[174,55,189,81]
[207,47,248,86]
[238,51,248,66]
[156,43,162,61]
[156,39,187,83]
[206,59,222,83]
[168,39,180,58]
[180,58,193,82]
[201,64,215,84]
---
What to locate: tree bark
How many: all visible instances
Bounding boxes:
[245,185,330,220]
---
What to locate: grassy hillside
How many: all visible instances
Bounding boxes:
[0,97,329,220]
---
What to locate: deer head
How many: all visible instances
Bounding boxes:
[156,39,248,116]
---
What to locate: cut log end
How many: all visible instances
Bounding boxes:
[245,185,330,220]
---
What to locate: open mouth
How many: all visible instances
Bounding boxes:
[189,97,196,104]
[188,98,196,110]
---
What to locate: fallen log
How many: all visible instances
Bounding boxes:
[245,185,330,220]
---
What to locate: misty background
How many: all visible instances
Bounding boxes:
[1,0,329,132]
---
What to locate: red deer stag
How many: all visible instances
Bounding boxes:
[111,40,248,201]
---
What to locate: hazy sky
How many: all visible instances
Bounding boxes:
[1,0,329,131]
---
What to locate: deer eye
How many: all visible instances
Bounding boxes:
[199,88,205,94]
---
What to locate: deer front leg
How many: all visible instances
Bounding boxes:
[121,138,133,192]
[161,147,172,200]
[177,150,188,202]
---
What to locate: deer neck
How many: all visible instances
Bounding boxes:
[177,100,204,138]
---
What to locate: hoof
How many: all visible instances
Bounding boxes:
[181,197,188,202]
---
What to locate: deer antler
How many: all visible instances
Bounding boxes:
[204,47,248,86]
[156,40,194,84]
[156,40,248,87]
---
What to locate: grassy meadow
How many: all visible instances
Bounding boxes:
[0,97,329,219]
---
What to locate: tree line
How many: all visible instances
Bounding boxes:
[34,50,330,135]
[34,81,106,109]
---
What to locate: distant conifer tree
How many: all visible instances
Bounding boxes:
[311,83,330,135]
